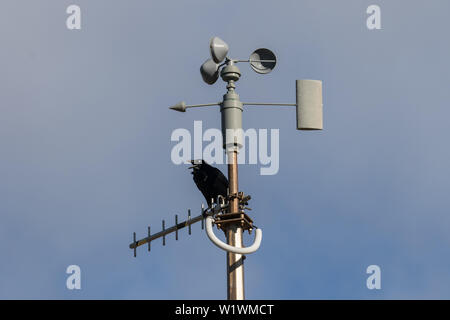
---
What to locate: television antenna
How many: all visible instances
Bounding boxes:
[130,37,323,300]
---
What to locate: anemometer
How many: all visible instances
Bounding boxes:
[130,37,323,300]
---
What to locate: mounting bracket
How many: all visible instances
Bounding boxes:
[205,216,262,254]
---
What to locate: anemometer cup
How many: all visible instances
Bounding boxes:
[200,59,220,85]
[210,37,229,63]
[249,48,276,74]
[205,216,262,254]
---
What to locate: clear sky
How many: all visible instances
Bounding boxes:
[1,0,450,299]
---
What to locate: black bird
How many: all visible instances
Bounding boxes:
[189,160,229,207]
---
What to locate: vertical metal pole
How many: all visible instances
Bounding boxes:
[220,62,245,300]
[226,150,245,300]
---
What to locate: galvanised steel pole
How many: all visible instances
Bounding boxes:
[226,150,245,300]
[163,37,324,300]
[220,61,245,300]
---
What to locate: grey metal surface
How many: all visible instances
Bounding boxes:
[220,64,241,82]
[296,79,323,130]
[200,59,220,84]
[242,102,295,106]
[169,101,186,112]
[221,91,243,150]
[249,48,276,74]
[169,102,221,112]
[210,37,229,63]
[220,64,243,151]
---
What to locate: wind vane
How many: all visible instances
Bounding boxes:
[129,36,323,300]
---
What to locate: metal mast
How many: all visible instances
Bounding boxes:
[130,36,323,300]
[226,150,244,299]
[221,64,245,299]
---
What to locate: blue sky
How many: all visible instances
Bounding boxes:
[1,0,450,299]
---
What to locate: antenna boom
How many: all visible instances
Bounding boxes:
[130,212,205,249]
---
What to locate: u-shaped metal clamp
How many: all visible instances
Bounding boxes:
[205,216,262,254]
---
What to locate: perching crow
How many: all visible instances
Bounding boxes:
[189,160,229,207]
